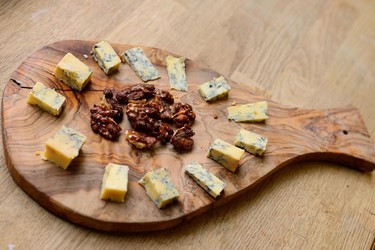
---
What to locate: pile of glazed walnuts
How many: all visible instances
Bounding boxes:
[90,84,196,151]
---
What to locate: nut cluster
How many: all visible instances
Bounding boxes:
[90,84,196,151]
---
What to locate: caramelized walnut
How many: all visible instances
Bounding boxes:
[125,130,157,149]
[90,105,122,140]
[170,125,195,151]
[116,84,155,104]
[171,103,196,127]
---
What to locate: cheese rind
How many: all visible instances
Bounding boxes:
[185,161,225,198]
[122,47,160,82]
[139,168,179,208]
[227,101,269,122]
[198,76,231,102]
[166,56,188,91]
[42,126,86,169]
[235,129,268,156]
[27,82,66,116]
[100,163,129,202]
[207,139,244,172]
[92,41,121,75]
[54,53,93,91]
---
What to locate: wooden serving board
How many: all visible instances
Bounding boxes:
[3,40,375,232]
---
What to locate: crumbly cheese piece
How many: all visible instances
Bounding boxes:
[122,47,160,82]
[27,82,66,116]
[198,76,231,102]
[54,53,93,91]
[166,56,188,91]
[235,129,268,156]
[207,139,244,172]
[184,161,225,198]
[92,41,121,75]
[42,126,86,169]
[227,101,269,122]
[100,163,129,202]
[139,168,179,208]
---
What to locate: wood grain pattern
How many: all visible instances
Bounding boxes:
[2,40,375,232]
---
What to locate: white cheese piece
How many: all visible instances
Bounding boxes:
[139,168,179,208]
[227,101,269,122]
[198,76,231,102]
[185,161,225,198]
[235,128,268,156]
[100,163,129,202]
[27,82,66,116]
[92,41,121,75]
[207,139,244,172]
[122,47,160,82]
[166,56,188,91]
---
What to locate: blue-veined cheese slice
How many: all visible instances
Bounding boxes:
[198,76,231,102]
[235,128,268,156]
[92,41,121,75]
[100,163,129,202]
[27,82,66,116]
[54,53,92,91]
[166,56,188,91]
[227,101,268,122]
[122,47,160,82]
[42,126,86,169]
[185,161,225,198]
[207,139,244,172]
[139,168,179,208]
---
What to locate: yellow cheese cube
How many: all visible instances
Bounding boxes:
[100,163,129,202]
[166,56,188,91]
[227,101,269,122]
[139,168,179,208]
[92,41,121,75]
[185,161,225,198]
[54,53,93,91]
[27,82,66,116]
[235,128,268,156]
[42,126,86,169]
[207,139,244,172]
[198,76,231,102]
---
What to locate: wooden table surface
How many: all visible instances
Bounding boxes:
[1,0,374,249]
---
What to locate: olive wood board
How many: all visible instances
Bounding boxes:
[2,40,375,232]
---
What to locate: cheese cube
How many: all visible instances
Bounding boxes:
[27,82,66,116]
[227,101,269,122]
[235,129,268,156]
[54,53,93,91]
[42,126,86,169]
[185,161,225,198]
[92,41,121,75]
[198,76,231,102]
[122,47,160,82]
[100,163,129,202]
[139,168,179,208]
[166,56,188,91]
[207,139,244,172]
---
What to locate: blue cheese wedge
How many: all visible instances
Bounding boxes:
[227,101,269,122]
[42,126,86,169]
[185,161,225,198]
[92,41,121,75]
[235,129,268,156]
[100,163,129,202]
[27,82,66,116]
[139,168,179,208]
[54,53,93,91]
[198,76,231,102]
[166,56,188,91]
[122,47,160,82]
[207,139,244,172]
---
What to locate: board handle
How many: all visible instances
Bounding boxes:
[288,106,375,172]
